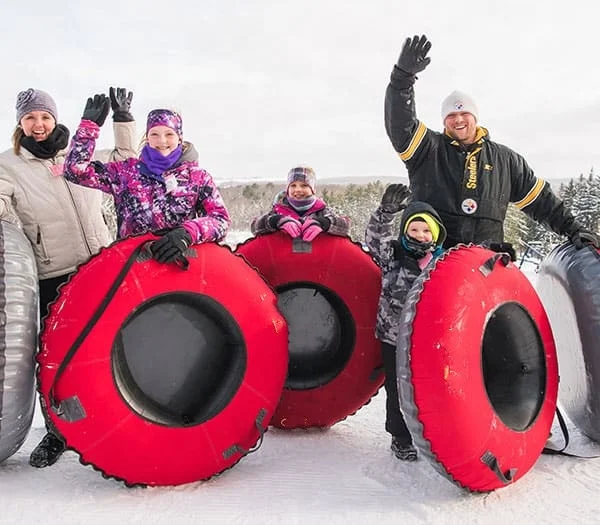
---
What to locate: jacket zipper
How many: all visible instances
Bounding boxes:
[62,177,93,255]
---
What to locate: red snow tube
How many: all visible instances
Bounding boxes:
[397,245,558,492]
[37,234,288,486]
[236,233,383,428]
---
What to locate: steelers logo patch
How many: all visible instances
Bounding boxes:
[461,198,478,214]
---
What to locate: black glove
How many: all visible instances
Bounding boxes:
[151,227,192,264]
[487,242,517,262]
[569,227,600,250]
[396,35,432,75]
[267,214,284,229]
[109,87,134,122]
[82,94,110,126]
[308,215,331,231]
[380,183,411,214]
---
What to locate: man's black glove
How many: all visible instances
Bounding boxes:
[151,227,192,264]
[396,34,432,75]
[380,183,411,214]
[82,94,110,126]
[110,87,134,122]
[569,227,600,250]
[487,242,517,262]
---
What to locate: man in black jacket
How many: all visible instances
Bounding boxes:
[384,34,598,254]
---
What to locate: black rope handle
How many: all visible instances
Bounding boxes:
[49,240,150,414]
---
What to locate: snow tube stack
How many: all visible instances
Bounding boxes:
[37,234,288,486]
[0,221,38,463]
[236,233,383,429]
[397,245,558,492]
[536,242,600,441]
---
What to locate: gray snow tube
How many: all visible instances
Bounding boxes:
[0,220,38,463]
[536,242,600,441]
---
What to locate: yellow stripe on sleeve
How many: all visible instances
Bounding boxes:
[399,121,427,162]
[514,178,546,209]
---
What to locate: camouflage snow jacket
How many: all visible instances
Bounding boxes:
[365,201,445,346]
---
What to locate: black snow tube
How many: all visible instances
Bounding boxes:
[536,242,600,442]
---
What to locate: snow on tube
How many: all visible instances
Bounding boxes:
[536,242,600,442]
[37,234,288,486]
[236,232,383,429]
[397,245,558,492]
[0,221,38,463]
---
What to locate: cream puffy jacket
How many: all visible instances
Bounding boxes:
[0,121,136,279]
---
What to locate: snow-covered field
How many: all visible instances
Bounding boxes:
[2,240,600,525]
[3,389,600,525]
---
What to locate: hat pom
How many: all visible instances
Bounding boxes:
[16,88,35,110]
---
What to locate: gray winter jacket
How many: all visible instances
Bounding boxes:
[0,121,136,279]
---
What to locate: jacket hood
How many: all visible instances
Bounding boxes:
[399,201,447,247]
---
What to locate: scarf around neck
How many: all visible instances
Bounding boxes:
[140,144,183,176]
[20,124,70,159]
[287,195,316,213]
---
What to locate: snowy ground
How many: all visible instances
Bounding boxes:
[2,241,600,525]
[3,393,600,525]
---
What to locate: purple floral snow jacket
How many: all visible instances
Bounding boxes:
[64,120,230,243]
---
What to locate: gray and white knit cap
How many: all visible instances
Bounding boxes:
[441,90,479,122]
[16,88,58,123]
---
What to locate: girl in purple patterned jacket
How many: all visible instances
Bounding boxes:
[64,95,230,264]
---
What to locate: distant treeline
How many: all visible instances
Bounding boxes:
[101,170,599,258]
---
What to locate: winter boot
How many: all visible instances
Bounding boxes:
[391,437,418,461]
[29,432,66,468]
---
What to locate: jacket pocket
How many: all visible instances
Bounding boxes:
[35,225,51,265]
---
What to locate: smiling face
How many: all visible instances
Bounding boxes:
[287,180,313,199]
[444,111,477,145]
[146,125,180,156]
[406,220,434,244]
[19,111,56,142]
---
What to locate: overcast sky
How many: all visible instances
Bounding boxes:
[2,1,600,184]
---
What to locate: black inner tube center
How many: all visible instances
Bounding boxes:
[112,292,246,427]
[482,301,546,431]
[276,282,355,390]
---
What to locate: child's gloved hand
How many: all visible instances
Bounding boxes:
[151,227,192,263]
[82,94,110,127]
[380,183,411,214]
[301,219,323,242]
[278,217,302,238]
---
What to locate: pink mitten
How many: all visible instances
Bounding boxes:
[301,219,323,242]
[278,218,302,238]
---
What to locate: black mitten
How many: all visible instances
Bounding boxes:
[109,87,134,122]
[569,228,600,250]
[82,94,110,126]
[487,242,517,262]
[151,227,192,264]
[311,215,332,231]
